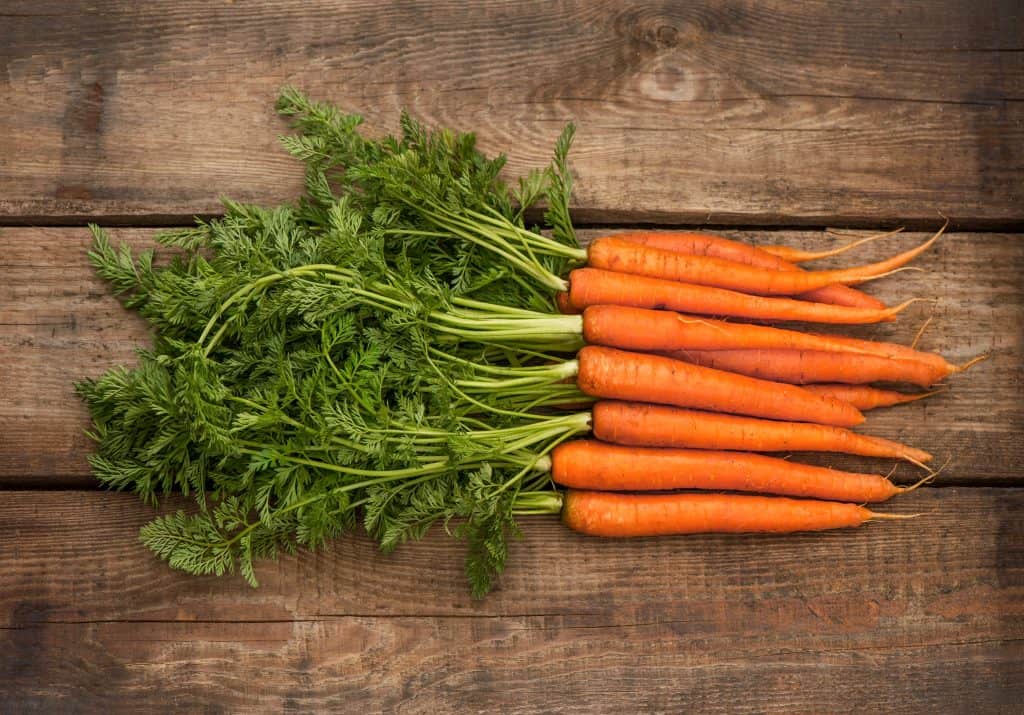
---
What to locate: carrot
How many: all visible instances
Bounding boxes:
[586,230,939,296]
[669,349,946,387]
[565,267,914,324]
[576,346,864,427]
[801,384,942,411]
[562,491,909,537]
[609,230,886,308]
[550,439,905,502]
[581,305,954,376]
[591,401,932,463]
[758,228,904,263]
[610,230,783,267]
[800,329,958,374]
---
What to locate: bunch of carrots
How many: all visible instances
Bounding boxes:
[82,91,985,593]
[531,222,980,538]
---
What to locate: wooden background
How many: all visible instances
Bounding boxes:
[2,1,1022,712]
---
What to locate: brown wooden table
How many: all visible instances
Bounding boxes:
[2,2,1022,711]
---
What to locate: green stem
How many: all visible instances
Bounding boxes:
[236,445,448,479]
[511,490,564,516]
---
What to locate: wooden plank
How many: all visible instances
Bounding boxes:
[1,0,1021,226]
[0,228,154,485]
[1,488,1021,712]
[2,227,1021,485]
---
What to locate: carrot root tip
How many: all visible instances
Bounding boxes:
[793,227,906,262]
[868,511,924,520]
[904,455,933,471]
[955,354,990,372]
[897,472,937,495]
[910,315,934,349]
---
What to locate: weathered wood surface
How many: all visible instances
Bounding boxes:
[2,226,1019,486]
[1,1,1022,226]
[1,488,1021,712]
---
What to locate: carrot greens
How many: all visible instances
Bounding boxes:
[79,120,594,595]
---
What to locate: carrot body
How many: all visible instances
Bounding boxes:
[566,267,907,324]
[581,306,952,377]
[576,346,864,427]
[801,384,937,411]
[670,349,945,387]
[803,329,954,374]
[610,231,783,267]
[562,490,876,537]
[606,231,887,307]
[591,401,932,463]
[586,233,937,296]
[551,440,900,501]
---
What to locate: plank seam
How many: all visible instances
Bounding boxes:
[4,217,1024,232]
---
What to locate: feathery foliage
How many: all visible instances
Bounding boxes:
[80,89,585,595]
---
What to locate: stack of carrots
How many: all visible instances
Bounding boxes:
[538,223,980,538]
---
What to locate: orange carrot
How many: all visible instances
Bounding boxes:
[669,349,946,387]
[610,230,780,266]
[586,231,938,296]
[576,346,864,427]
[550,440,905,502]
[758,228,904,263]
[801,329,955,374]
[581,305,955,377]
[609,230,886,308]
[562,491,906,537]
[591,401,932,463]
[566,267,913,324]
[801,384,941,410]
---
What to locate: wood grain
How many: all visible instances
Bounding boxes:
[1,488,1021,712]
[1,1,1022,226]
[2,227,1020,486]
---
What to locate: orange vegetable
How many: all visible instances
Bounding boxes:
[550,440,906,502]
[562,491,908,537]
[801,329,957,374]
[591,401,932,463]
[585,230,939,296]
[565,267,913,324]
[580,306,955,378]
[669,348,946,387]
[801,384,941,410]
[606,230,886,308]
[576,346,864,427]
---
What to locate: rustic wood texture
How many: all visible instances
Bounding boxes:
[3,3,1022,708]
[2,226,1020,486]
[1,488,1021,712]
[1,1,1022,226]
